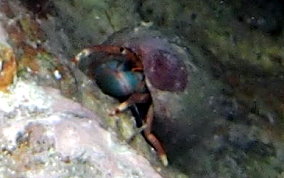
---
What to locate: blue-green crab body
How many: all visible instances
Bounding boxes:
[93,60,145,98]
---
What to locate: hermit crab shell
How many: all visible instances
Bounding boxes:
[103,27,192,121]
[103,27,190,93]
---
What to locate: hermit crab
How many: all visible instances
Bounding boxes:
[72,27,190,166]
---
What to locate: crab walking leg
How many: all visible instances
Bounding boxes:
[112,93,168,166]
[144,105,168,166]
[110,93,150,115]
[72,45,143,69]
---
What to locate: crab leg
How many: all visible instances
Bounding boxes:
[144,105,168,166]
[72,45,143,69]
[112,93,168,166]
[110,93,150,115]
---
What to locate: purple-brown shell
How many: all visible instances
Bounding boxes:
[104,27,189,92]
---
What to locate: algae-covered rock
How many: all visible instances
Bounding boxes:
[138,0,284,74]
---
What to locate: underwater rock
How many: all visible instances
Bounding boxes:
[0,81,162,178]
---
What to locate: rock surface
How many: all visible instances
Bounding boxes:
[0,81,163,178]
